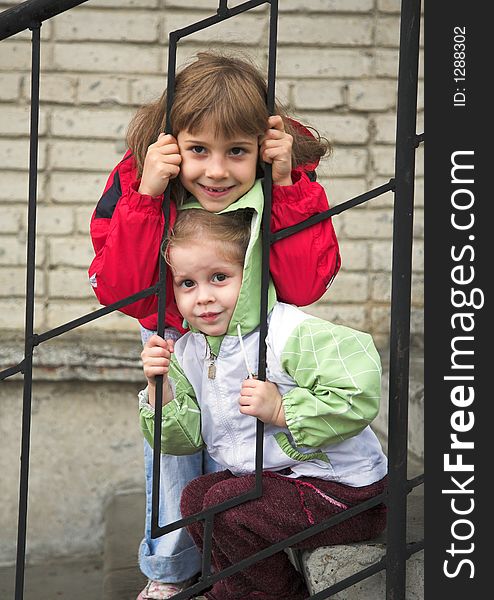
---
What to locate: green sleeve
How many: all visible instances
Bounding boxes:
[139,356,204,455]
[280,318,382,448]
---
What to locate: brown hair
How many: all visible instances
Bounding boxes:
[127,51,331,184]
[164,208,252,267]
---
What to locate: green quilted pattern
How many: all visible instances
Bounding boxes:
[280,318,382,449]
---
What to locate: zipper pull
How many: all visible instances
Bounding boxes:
[208,360,216,380]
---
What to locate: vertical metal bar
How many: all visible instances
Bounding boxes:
[151,33,177,535]
[386,1,421,598]
[14,21,41,600]
[201,516,214,578]
[217,0,228,16]
[151,33,178,537]
[256,0,278,492]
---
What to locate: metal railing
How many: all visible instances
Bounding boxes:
[0,1,424,599]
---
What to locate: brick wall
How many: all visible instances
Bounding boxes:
[0,0,424,349]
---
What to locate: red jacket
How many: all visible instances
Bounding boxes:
[89,148,340,333]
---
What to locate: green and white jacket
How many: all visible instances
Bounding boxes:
[139,181,387,487]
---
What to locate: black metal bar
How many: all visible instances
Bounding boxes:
[14,22,41,600]
[271,179,395,243]
[201,515,214,579]
[0,360,25,381]
[150,32,178,539]
[34,284,160,345]
[171,0,268,40]
[255,0,278,498]
[0,0,89,41]
[386,0,421,598]
[217,0,229,17]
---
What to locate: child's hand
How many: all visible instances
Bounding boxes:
[141,334,175,385]
[138,133,182,197]
[259,115,293,186]
[239,378,286,427]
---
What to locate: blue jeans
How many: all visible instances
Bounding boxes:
[138,325,222,582]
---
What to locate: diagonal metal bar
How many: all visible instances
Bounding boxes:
[14,22,41,600]
[271,179,395,243]
[0,360,26,381]
[0,0,89,41]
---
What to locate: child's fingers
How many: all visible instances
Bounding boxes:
[155,133,177,146]
[267,115,285,131]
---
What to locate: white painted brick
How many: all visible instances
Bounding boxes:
[279,16,373,46]
[51,172,108,204]
[49,237,95,268]
[0,140,47,171]
[326,148,367,177]
[370,306,391,334]
[0,172,46,202]
[377,0,401,13]
[411,307,424,336]
[78,75,130,105]
[90,0,158,6]
[164,12,267,45]
[277,49,372,78]
[54,10,160,42]
[130,75,166,104]
[298,113,369,145]
[341,208,393,239]
[321,177,368,206]
[373,114,396,144]
[370,241,392,271]
[348,80,397,111]
[0,207,23,233]
[321,272,368,303]
[301,303,367,331]
[0,266,44,296]
[75,206,95,235]
[0,74,21,100]
[0,42,50,71]
[371,272,391,302]
[413,208,424,238]
[0,106,48,136]
[372,146,395,177]
[337,239,368,270]
[411,273,424,305]
[280,0,374,11]
[45,300,136,332]
[0,299,44,330]
[375,49,424,79]
[0,235,44,266]
[375,16,400,47]
[51,107,133,139]
[38,75,77,104]
[36,207,74,235]
[50,141,122,171]
[48,267,93,299]
[292,79,344,110]
[53,43,161,74]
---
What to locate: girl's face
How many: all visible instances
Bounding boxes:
[170,240,243,337]
[177,128,259,212]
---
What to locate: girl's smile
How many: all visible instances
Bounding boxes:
[177,129,259,212]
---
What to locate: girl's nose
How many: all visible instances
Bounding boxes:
[205,155,227,180]
[197,286,215,304]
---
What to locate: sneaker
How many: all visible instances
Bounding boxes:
[137,576,198,600]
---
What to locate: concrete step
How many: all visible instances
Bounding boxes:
[102,492,147,600]
[0,556,103,600]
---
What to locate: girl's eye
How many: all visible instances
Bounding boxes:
[191,145,206,154]
[212,273,227,282]
[230,147,245,156]
[180,279,195,288]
